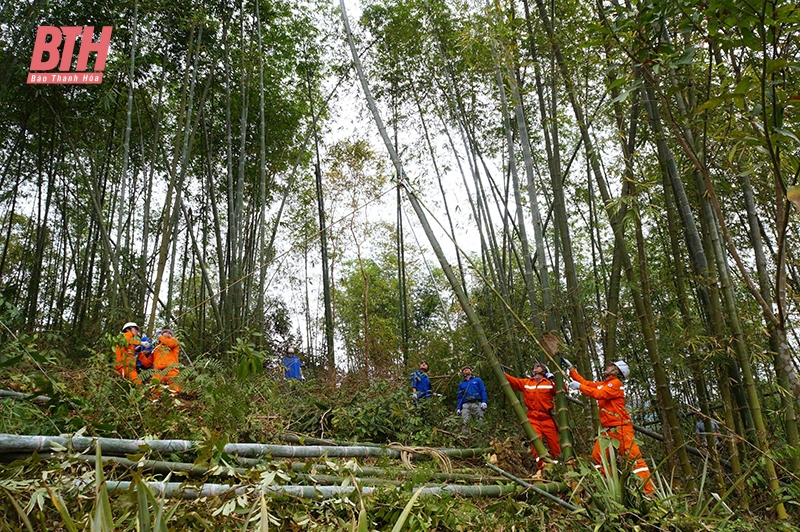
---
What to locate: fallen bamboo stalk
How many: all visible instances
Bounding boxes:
[280,461,506,483]
[486,462,584,514]
[0,389,79,409]
[70,479,522,500]
[275,434,491,459]
[86,456,401,486]
[276,433,380,447]
[0,389,52,404]
[631,424,732,466]
[0,434,487,460]
[7,453,408,487]
[99,458,401,486]
[77,455,243,477]
[0,451,503,485]
[293,472,402,486]
[0,452,245,476]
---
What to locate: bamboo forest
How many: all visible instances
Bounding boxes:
[0,0,799,529]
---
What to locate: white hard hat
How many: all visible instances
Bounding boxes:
[613,360,630,379]
[287,346,295,354]
[121,322,139,333]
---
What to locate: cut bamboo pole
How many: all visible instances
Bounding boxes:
[486,463,581,513]
[251,459,506,483]
[0,389,51,404]
[0,389,79,409]
[70,479,524,500]
[0,434,490,460]
[0,450,508,484]
[74,455,242,478]
[2,453,503,488]
[276,433,383,447]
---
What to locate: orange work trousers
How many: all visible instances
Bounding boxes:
[592,423,653,493]
[530,415,561,468]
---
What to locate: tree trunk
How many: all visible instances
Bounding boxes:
[340,0,549,458]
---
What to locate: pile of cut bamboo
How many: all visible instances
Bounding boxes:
[0,432,572,504]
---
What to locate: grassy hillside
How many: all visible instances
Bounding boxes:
[0,353,795,531]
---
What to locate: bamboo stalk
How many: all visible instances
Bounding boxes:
[276,433,375,447]
[275,435,491,458]
[339,0,548,459]
[70,479,523,500]
[0,389,52,404]
[247,459,506,483]
[0,434,490,460]
[1,452,506,488]
[485,463,582,513]
[75,455,241,478]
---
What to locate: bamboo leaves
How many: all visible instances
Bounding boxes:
[91,446,114,532]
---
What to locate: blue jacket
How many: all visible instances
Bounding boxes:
[283,355,303,380]
[410,370,432,399]
[457,377,487,409]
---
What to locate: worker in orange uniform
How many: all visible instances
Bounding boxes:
[152,329,181,393]
[505,362,561,475]
[561,357,654,494]
[115,322,142,383]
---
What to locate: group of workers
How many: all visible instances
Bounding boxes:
[116,319,656,492]
[114,322,181,392]
[413,362,489,430]
[410,352,655,494]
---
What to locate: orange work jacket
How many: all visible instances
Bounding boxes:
[505,373,557,421]
[570,368,631,428]
[153,335,180,370]
[114,331,140,381]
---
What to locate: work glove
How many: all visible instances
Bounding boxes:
[560,356,573,370]
[480,402,488,411]
[411,392,418,399]
[500,364,512,374]
[456,409,462,415]
[545,372,555,381]
[569,380,581,390]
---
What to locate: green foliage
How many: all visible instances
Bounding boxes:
[229,337,267,382]
[0,367,794,530]
[90,445,114,532]
[329,380,455,446]
[334,239,461,376]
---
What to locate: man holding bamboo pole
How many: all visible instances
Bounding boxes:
[504,363,561,477]
[562,357,654,494]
